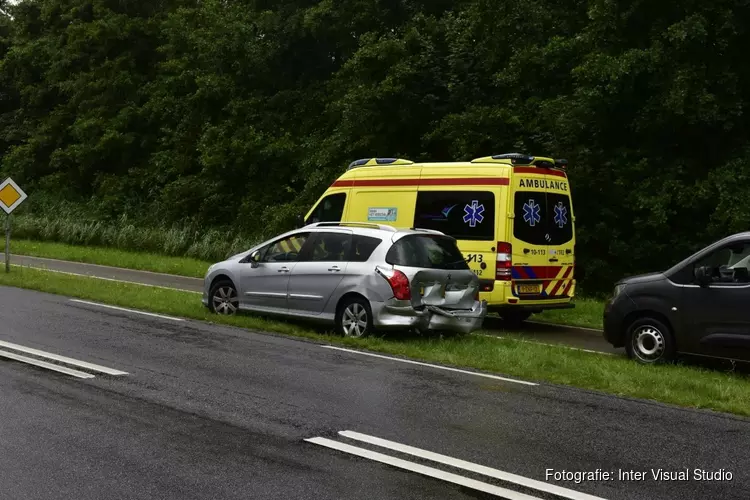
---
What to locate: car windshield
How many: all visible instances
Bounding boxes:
[385,234,469,270]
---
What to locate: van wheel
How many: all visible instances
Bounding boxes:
[336,297,374,338]
[500,311,532,328]
[625,317,676,364]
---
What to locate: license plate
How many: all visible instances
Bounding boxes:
[517,284,542,294]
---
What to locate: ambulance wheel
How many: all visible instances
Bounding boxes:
[625,317,676,364]
[500,311,532,328]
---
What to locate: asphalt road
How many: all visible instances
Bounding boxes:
[0,286,747,500]
[11,254,623,355]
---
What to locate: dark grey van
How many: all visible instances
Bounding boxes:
[604,232,750,364]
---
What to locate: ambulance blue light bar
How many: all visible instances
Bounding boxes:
[491,153,535,163]
[347,157,414,170]
[471,153,568,169]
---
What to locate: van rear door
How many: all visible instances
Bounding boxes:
[509,168,574,299]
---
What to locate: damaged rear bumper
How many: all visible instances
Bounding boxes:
[372,299,488,334]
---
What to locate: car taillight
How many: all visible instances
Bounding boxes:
[496,241,512,281]
[385,269,411,300]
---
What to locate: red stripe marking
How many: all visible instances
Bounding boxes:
[513,266,529,279]
[561,280,573,297]
[549,267,574,296]
[562,266,574,280]
[514,167,567,178]
[531,266,563,279]
[549,268,571,296]
[331,177,510,188]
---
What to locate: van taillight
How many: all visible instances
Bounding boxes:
[496,242,512,281]
[385,269,411,300]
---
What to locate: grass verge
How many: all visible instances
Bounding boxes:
[535,298,605,329]
[12,239,212,278]
[11,238,606,330]
[1,265,748,417]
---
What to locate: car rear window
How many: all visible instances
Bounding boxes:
[513,191,573,246]
[386,234,470,270]
[413,191,495,241]
[350,235,382,262]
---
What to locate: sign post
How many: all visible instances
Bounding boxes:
[0,178,28,273]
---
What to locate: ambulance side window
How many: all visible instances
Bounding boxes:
[413,191,495,241]
[306,193,346,225]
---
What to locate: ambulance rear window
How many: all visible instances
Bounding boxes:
[413,191,495,241]
[513,191,573,245]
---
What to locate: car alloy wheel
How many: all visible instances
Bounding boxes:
[341,302,369,337]
[631,324,666,362]
[212,285,239,315]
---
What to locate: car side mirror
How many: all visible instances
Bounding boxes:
[694,266,712,287]
[295,214,305,228]
[249,250,262,268]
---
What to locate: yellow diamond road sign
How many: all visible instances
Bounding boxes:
[0,177,27,215]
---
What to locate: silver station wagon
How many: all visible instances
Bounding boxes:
[202,222,487,337]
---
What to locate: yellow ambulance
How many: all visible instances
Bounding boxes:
[303,153,576,324]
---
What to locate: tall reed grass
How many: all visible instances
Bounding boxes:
[11,212,259,262]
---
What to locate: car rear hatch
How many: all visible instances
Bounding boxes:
[385,232,483,313]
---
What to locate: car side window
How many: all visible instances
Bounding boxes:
[350,235,383,262]
[309,232,351,262]
[262,234,309,263]
[306,193,346,225]
[693,242,750,284]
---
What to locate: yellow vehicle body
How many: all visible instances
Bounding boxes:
[304,155,576,317]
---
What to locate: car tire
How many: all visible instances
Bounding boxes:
[209,279,239,316]
[336,296,374,338]
[500,310,532,328]
[625,317,676,364]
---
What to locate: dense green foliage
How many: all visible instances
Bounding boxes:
[2,0,750,293]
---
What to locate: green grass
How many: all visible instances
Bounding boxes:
[10,238,607,330]
[535,297,605,329]
[12,239,212,278]
[2,264,749,417]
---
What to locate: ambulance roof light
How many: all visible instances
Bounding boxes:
[347,157,414,170]
[491,153,535,163]
[471,153,568,169]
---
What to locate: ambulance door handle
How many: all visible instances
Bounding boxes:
[549,257,559,263]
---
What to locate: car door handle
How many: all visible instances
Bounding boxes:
[328,266,341,272]
[278,267,290,273]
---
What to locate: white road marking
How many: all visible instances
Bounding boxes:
[475,334,616,356]
[0,340,128,376]
[16,254,204,281]
[339,431,608,500]
[11,264,202,294]
[69,299,185,322]
[305,437,543,500]
[0,349,95,379]
[320,345,537,386]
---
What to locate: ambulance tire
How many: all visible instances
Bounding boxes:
[499,311,532,328]
[625,317,676,364]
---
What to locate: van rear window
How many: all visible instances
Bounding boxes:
[413,191,495,241]
[513,191,573,246]
[386,234,470,270]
